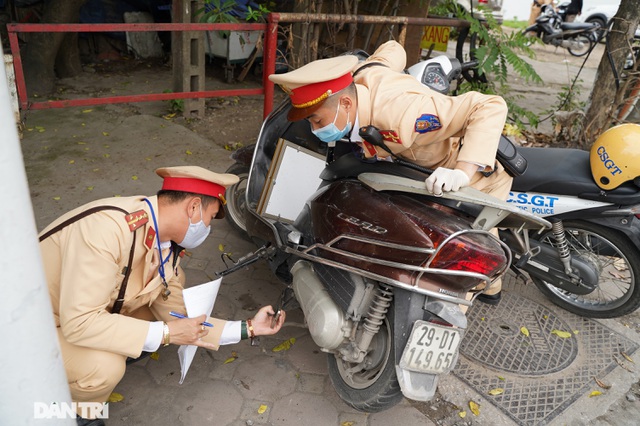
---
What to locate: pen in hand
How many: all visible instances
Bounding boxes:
[169,311,213,327]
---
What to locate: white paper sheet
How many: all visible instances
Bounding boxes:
[177,277,222,384]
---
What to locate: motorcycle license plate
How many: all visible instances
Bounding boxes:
[399,321,461,374]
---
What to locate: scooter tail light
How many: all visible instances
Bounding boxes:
[430,240,506,278]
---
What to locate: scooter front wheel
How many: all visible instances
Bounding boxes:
[532,220,640,318]
[327,313,403,412]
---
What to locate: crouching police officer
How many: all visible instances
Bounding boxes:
[269,40,511,304]
[40,166,286,426]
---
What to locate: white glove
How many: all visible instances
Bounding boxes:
[425,167,470,196]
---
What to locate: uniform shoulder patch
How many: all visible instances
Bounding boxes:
[125,210,149,232]
[144,227,156,249]
[414,114,442,134]
[362,141,377,157]
[380,130,402,144]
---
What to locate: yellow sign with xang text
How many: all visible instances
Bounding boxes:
[420,26,450,52]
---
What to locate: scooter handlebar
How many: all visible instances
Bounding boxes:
[461,60,479,72]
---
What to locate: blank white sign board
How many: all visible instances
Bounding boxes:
[260,140,326,223]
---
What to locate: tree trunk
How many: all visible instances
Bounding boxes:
[582,0,640,147]
[22,0,87,97]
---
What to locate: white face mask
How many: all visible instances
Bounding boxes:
[179,204,211,249]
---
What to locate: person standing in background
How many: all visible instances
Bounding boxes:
[528,0,555,30]
[565,0,583,22]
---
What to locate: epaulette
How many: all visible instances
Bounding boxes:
[125,209,149,232]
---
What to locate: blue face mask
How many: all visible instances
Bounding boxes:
[312,103,352,143]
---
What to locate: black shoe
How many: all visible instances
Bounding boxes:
[477,291,502,305]
[76,415,105,426]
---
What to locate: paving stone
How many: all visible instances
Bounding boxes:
[286,333,329,375]
[339,411,370,426]
[295,372,326,394]
[170,379,243,425]
[269,392,338,426]
[232,355,298,401]
[239,398,271,423]
[369,402,436,426]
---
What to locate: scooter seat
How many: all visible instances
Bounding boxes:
[560,22,596,32]
[321,152,428,182]
[512,147,640,205]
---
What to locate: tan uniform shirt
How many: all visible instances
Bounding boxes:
[352,41,512,197]
[39,195,226,359]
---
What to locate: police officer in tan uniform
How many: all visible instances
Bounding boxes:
[40,166,286,426]
[269,40,510,304]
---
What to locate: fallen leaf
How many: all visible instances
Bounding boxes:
[107,392,124,403]
[621,352,635,363]
[132,176,138,181]
[77,141,86,145]
[102,132,109,136]
[543,315,548,319]
[488,388,504,396]
[53,196,61,201]
[69,160,75,164]
[594,377,611,389]
[150,352,160,361]
[573,330,579,334]
[458,411,467,418]
[341,422,355,426]
[469,400,480,416]
[186,150,192,155]
[481,317,485,321]
[35,125,45,132]
[589,390,602,397]
[257,404,268,414]
[498,376,505,381]
[162,113,176,120]
[223,351,238,364]
[520,326,530,337]
[613,355,635,372]
[218,244,225,252]
[103,153,110,158]
[82,109,93,113]
[87,186,94,191]
[272,337,296,352]
[613,258,628,271]
[551,329,572,338]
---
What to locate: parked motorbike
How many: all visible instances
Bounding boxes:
[219,59,550,411]
[522,3,600,57]
[220,54,640,410]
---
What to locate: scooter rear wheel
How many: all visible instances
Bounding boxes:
[567,34,595,57]
[327,312,403,412]
[532,220,640,318]
[223,163,250,239]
